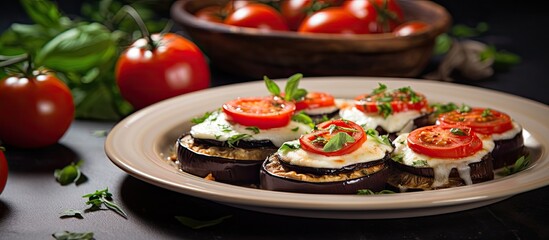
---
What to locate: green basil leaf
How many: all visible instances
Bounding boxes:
[36,23,117,72]
[175,215,232,230]
[59,209,83,219]
[264,76,280,96]
[20,0,63,29]
[323,132,355,152]
[284,73,304,101]
[291,111,314,129]
[434,33,452,55]
[72,84,124,121]
[54,161,84,186]
[279,142,300,153]
[52,231,94,240]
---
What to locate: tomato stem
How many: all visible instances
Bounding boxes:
[114,5,157,50]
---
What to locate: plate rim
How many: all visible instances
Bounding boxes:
[105,76,549,217]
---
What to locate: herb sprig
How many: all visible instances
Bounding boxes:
[82,188,127,219]
[264,73,308,101]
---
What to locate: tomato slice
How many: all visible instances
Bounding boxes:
[295,91,336,111]
[407,125,483,159]
[300,120,366,156]
[354,87,429,117]
[437,108,514,135]
[222,96,296,129]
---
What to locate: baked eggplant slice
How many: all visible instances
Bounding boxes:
[177,134,276,184]
[389,125,495,191]
[259,119,394,194]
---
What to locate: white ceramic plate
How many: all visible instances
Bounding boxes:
[105,77,549,219]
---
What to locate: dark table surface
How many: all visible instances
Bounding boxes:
[2,1,549,239]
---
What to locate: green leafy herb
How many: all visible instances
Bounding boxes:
[365,129,391,146]
[500,156,530,176]
[480,45,522,71]
[311,136,327,144]
[264,73,307,101]
[412,160,429,167]
[378,102,393,118]
[91,130,108,137]
[357,189,395,195]
[59,209,84,219]
[481,108,493,117]
[397,86,420,103]
[391,154,404,163]
[54,160,87,186]
[431,102,458,117]
[245,126,260,134]
[227,134,251,147]
[52,231,94,240]
[451,22,489,38]
[264,76,281,96]
[279,142,301,153]
[214,134,221,140]
[82,188,127,219]
[218,124,232,133]
[371,83,387,95]
[450,128,467,136]
[323,132,355,152]
[191,111,213,124]
[291,127,299,132]
[458,104,472,113]
[291,111,314,129]
[175,215,232,230]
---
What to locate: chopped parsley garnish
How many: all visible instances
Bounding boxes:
[450,128,468,136]
[378,102,393,118]
[458,103,472,113]
[191,111,213,124]
[245,126,260,134]
[279,142,301,153]
[372,83,388,94]
[391,154,404,163]
[500,155,530,176]
[292,111,314,129]
[227,134,252,147]
[481,108,493,117]
[82,188,127,219]
[357,189,395,195]
[365,129,391,146]
[218,124,232,133]
[412,160,429,167]
[431,102,458,117]
[291,127,299,132]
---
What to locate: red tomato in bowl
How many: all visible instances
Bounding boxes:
[344,0,404,33]
[224,3,289,31]
[0,71,74,148]
[298,7,370,34]
[280,0,343,31]
[115,33,210,110]
[393,21,429,36]
[0,147,7,195]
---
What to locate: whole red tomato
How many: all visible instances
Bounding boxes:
[224,3,289,31]
[0,147,7,195]
[0,70,74,148]
[344,0,404,33]
[298,7,369,34]
[280,0,344,31]
[393,21,429,36]
[115,33,210,110]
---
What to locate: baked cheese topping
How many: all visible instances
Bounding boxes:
[190,110,313,147]
[277,137,393,169]
[392,134,495,187]
[339,106,422,133]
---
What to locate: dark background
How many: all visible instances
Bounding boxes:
[3,0,548,105]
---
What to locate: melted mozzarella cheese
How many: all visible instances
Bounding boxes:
[339,106,422,133]
[190,111,313,147]
[490,121,522,141]
[392,134,495,187]
[278,138,393,169]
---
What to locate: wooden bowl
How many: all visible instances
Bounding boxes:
[171,0,452,79]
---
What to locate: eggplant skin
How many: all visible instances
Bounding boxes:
[177,134,276,184]
[260,154,389,194]
[387,154,494,192]
[492,131,525,169]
